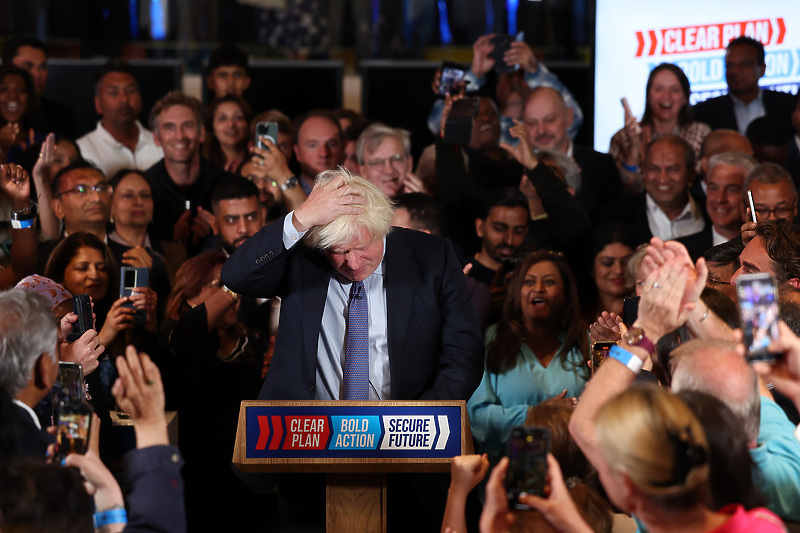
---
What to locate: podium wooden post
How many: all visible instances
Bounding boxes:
[233,400,473,533]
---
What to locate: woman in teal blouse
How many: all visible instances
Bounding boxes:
[467,251,589,459]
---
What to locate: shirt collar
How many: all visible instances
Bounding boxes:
[645,192,697,220]
[729,88,763,107]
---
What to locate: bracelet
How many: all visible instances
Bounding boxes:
[11,208,36,222]
[93,507,127,528]
[621,162,638,173]
[11,201,36,215]
[11,218,35,229]
[609,344,644,374]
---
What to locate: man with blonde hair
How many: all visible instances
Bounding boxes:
[221,169,483,401]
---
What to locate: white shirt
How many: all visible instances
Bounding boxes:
[77,120,163,178]
[712,226,731,247]
[281,213,391,400]
[645,193,706,241]
[730,89,765,135]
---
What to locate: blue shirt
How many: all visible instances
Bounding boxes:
[467,325,587,458]
[751,396,800,521]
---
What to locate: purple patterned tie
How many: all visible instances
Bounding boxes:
[343,281,369,400]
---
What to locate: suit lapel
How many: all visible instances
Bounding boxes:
[301,253,331,380]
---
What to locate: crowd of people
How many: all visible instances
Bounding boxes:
[1,31,800,533]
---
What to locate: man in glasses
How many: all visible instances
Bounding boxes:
[50,160,111,239]
[37,160,111,272]
[356,123,426,198]
[742,163,798,228]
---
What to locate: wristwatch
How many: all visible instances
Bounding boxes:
[622,326,656,356]
[278,175,299,191]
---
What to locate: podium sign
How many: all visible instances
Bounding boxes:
[233,400,472,473]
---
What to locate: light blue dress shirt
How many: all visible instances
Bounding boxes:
[282,213,390,400]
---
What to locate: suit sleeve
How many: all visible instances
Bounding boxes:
[526,163,592,246]
[123,445,186,533]
[220,215,293,299]
[419,238,484,401]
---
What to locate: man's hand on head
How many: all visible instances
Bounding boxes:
[292,175,366,232]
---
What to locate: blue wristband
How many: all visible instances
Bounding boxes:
[609,344,644,374]
[621,162,638,173]
[10,217,34,229]
[93,507,127,529]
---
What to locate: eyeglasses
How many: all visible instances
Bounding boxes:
[365,154,407,169]
[56,183,110,198]
[754,206,794,220]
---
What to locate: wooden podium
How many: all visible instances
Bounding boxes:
[232,400,473,532]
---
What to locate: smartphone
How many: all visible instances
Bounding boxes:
[67,294,93,343]
[591,341,615,374]
[491,34,515,73]
[438,61,466,96]
[51,362,85,420]
[747,190,758,223]
[736,273,780,362]
[622,296,640,328]
[120,267,149,326]
[256,121,279,150]
[444,97,480,145]
[505,426,550,509]
[54,402,93,461]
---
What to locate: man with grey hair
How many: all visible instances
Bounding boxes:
[678,151,757,259]
[222,168,483,401]
[356,122,428,197]
[742,163,798,225]
[671,338,800,521]
[0,289,59,459]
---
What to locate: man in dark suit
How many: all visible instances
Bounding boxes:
[604,135,708,249]
[221,169,484,402]
[0,289,59,461]
[693,36,795,136]
[678,151,757,260]
[522,87,623,214]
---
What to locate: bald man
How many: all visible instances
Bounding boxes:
[523,87,622,214]
[671,339,800,522]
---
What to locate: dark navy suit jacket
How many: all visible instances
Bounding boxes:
[221,220,484,401]
[692,90,795,133]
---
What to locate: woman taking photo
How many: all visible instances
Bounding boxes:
[481,386,785,533]
[203,95,252,173]
[609,63,710,193]
[44,232,157,348]
[107,168,172,304]
[468,251,589,460]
